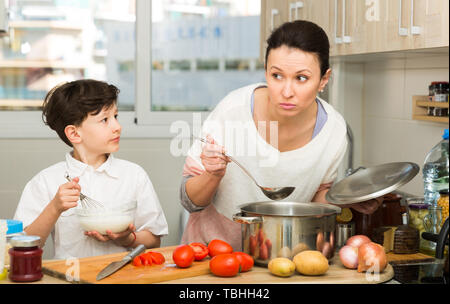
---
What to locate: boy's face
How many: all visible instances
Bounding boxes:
[76,104,122,155]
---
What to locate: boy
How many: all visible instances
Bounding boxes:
[14,79,168,259]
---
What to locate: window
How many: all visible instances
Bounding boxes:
[0,0,263,137]
[0,0,136,111]
[137,0,263,126]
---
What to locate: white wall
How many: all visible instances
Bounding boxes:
[332,52,449,196]
[0,138,186,258]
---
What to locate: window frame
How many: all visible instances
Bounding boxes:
[0,0,211,139]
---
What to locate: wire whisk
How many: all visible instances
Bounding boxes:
[64,173,105,209]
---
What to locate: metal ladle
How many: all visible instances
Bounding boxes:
[194,137,295,200]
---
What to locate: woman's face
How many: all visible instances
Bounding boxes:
[265,45,331,118]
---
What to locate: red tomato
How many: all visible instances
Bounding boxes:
[132,256,142,267]
[208,239,233,257]
[232,252,254,272]
[189,242,209,261]
[209,253,240,277]
[139,252,153,266]
[172,245,195,268]
[249,235,257,256]
[149,252,165,265]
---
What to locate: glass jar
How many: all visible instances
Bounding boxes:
[433,82,449,117]
[8,235,43,282]
[407,200,429,251]
[0,220,6,281]
[421,205,443,256]
[437,189,449,227]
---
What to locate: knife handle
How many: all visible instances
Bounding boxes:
[124,244,146,261]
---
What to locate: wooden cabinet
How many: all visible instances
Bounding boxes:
[260,0,449,58]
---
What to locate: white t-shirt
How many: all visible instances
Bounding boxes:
[187,83,348,220]
[14,152,168,259]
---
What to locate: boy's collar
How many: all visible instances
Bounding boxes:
[65,152,119,179]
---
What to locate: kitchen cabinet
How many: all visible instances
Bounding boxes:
[260,0,449,58]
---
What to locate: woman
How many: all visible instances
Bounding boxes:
[180,20,381,250]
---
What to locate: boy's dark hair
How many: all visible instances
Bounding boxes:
[42,79,119,147]
[265,20,330,77]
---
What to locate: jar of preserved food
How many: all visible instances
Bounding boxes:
[8,235,43,282]
[407,199,428,252]
[433,82,449,117]
[437,189,449,227]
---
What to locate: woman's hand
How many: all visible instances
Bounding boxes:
[199,135,230,178]
[51,177,81,214]
[347,197,384,215]
[85,224,136,247]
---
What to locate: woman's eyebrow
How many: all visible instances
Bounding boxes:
[270,66,312,74]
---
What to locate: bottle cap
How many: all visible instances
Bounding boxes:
[443,129,449,140]
[5,220,23,235]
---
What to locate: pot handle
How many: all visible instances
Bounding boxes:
[233,212,263,224]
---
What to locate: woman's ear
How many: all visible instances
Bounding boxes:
[64,125,81,144]
[319,68,332,92]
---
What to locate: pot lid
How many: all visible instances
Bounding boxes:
[238,201,341,217]
[326,162,419,205]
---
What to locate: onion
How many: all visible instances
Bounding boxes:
[339,245,359,269]
[346,235,371,248]
[357,242,387,273]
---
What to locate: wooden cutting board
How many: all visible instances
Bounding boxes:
[386,252,435,264]
[43,247,394,284]
[162,255,394,284]
[42,246,211,284]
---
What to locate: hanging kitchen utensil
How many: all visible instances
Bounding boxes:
[194,136,295,200]
[326,162,419,205]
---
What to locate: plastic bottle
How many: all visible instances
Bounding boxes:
[423,128,449,205]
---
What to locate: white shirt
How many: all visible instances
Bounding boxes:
[187,83,348,220]
[14,152,168,259]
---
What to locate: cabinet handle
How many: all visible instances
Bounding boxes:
[271,8,279,31]
[334,0,343,44]
[398,0,408,36]
[342,0,352,43]
[410,0,421,35]
[289,1,304,22]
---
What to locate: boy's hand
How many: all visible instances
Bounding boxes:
[52,177,81,214]
[85,224,136,247]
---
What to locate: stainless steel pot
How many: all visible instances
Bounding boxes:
[233,201,341,266]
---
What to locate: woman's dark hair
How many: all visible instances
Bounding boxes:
[42,79,119,147]
[265,20,330,77]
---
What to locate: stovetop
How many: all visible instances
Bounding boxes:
[391,261,449,284]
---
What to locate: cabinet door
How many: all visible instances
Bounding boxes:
[384,0,413,51]
[260,0,289,63]
[304,0,332,41]
[421,0,449,48]
[330,0,345,56]
[341,0,368,55]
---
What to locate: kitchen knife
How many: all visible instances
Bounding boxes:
[96,244,145,281]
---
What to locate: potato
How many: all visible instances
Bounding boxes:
[292,242,309,256]
[277,246,292,259]
[268,258,296,277]
[293,250,329,276]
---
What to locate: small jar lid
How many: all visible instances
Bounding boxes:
[6,220,23,235]
[408,203,429,209]
[439,189,449,195]
[9,235,40,248]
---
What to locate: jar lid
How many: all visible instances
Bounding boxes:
[5,220,23,235]
[408,203,429,209]
[439,189,449,195]
[9,235,40,248]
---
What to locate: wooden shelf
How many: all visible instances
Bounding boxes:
[8,20,84,31]
[0,99,43,108]
[412,95,449,124]
[0,60,87,69]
